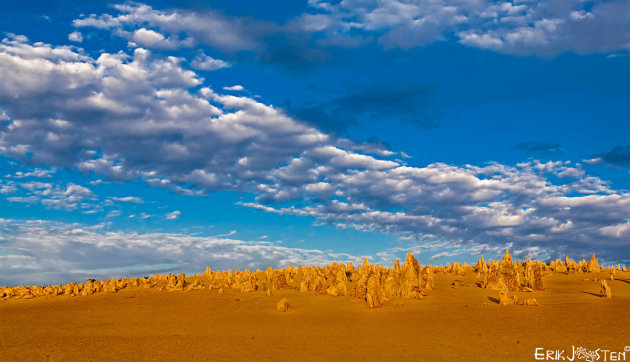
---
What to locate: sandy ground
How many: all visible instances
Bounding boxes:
[1,271,629,361]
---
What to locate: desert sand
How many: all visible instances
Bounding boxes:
[1,253,629,361]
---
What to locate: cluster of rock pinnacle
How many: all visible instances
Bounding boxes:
[1,252,625,308]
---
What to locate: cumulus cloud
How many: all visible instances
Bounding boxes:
[190,53,230,70]
[68,31,83,43]
[0,182,17,195]
[72,1,630,59]
[10,168,56,178]
[72,3,331,70]
[0,218,366,285]
[0,35,329,194]
[132,28,165,46]
[242,159,630,263]
[4,181,96,211]
[73,3,268,52]
[0,33,629,266]
[301,0,630,55]
[121,27,194,49]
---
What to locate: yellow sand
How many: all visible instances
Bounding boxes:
[1,271,629,361]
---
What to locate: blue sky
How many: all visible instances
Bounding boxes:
[1,0,630,285]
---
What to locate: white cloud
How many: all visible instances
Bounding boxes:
[0,182,17,194]
[133,28,165,45]
[0,33,629,265]
[73,3,263,51]
[300,0,630,55]
[71,2,630,56]
[191,53,230,70]
[110,196,144,204]
[5,181,96,211]
[223,85,244,91]
[11,168,55,178]
[122,28,194,49]
[165,210,181,220]
[0,218,365,285]
[215,230,237,237]
[556,167,585,179]
[68,31,83,43]
[570,10,594,21]
[583,157,604,165]
[600,222,630,238]
[73,13,122,28]
[106,210,122,218]
[458,32,503,49]
[0,36,328,192]
[6,195,39,204]
[0,34,88,63]
[240,158,630,262]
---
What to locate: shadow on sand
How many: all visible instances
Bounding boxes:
[582,291,601,298]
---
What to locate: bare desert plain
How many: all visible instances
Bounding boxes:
[1,252,629,361]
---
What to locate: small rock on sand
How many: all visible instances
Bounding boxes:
[499,292,517,306]
[277,298,290,312]
[524,298,540,306]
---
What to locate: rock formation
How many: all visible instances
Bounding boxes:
[167,274,186,292]
[187,280,203,291]
[276,298,290,312]
[421,266,434,290]
[501,250,513,267]
[4,253,625,309]
[498,290,517,306]
[524,298,540,306]
[553,259,568,273]
[523,261,544,291]
[399,253,423,299]
[365,274,384,309]
[478,252,546,292]
[600,280,612,299]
